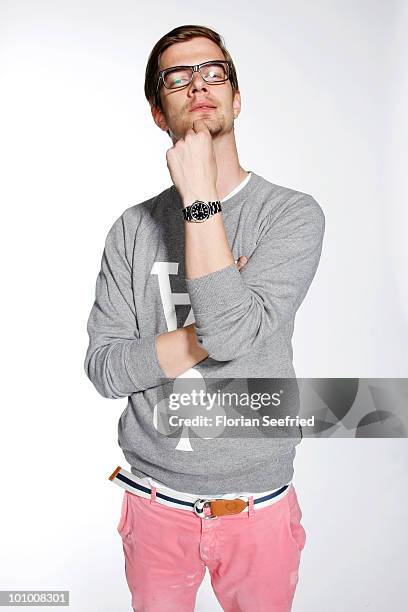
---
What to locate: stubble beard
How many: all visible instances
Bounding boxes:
[171,109,228,141]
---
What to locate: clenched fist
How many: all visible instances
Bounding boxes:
[166,119,218,207]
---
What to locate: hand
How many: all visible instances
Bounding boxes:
[235,256,248,271]
[166,119,218,206]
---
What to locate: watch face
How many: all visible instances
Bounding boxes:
[191,201,210,222]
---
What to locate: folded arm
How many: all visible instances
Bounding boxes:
[84,216,249,398]
[185,194,326,362]
[84,216,208,399]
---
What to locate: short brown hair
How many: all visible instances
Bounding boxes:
[144,24,239,111]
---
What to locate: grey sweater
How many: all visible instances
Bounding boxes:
[84,171,325,494]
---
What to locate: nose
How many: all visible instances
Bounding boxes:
[187,70,209,95]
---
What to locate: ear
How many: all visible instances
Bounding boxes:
[151,104,169,132]
[232,90,241,119]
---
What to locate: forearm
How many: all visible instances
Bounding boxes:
[184,210,234,280]
[156,323,208,378]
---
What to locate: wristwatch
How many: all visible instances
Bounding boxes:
[182,200,222,223]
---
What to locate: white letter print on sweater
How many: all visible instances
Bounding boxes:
[150,262,195,331]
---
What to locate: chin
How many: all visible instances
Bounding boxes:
[207,120,224,135]
[189,118,224,136]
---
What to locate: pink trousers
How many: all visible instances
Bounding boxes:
[117,484,306,612]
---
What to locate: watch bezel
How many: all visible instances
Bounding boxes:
[190,200,210,222]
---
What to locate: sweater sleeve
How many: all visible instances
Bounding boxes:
[185,194,325,362]
[84,215,169,399]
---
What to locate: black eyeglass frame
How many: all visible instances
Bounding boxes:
[155,60,232,104]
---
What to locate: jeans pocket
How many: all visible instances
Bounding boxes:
[117,490,132,538]
[285,487,306,554]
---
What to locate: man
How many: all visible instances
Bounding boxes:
[84,24,325,612]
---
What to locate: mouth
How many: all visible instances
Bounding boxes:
[189,105,217,112]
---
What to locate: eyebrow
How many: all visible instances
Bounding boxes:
[160,60,227,72]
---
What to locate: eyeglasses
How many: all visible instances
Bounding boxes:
[156,60,232,99]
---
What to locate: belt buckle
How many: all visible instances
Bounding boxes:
[193,498,218,520]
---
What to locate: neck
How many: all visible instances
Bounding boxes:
[212,129,248,201]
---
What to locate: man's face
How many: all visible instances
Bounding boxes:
[152,36,241,141]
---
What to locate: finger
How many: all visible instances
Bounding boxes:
[236,256,248,271]
[192,119,210,134]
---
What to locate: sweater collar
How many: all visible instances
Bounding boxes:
[169,171,260,212]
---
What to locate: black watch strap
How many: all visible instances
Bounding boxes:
[182,200,222,222]
[209,200,222,215]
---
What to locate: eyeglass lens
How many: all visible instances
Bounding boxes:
[163,62,229,89]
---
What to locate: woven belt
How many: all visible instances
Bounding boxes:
[109,466,290,519]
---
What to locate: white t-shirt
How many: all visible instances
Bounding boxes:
[221,171,252,201]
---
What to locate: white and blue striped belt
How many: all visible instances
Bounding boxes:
[109,466,291,519]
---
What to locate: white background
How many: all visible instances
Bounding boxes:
[0,0,407,610]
